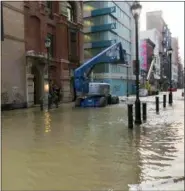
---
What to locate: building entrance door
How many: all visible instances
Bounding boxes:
[70,69,76,101]
[32,65,41,105]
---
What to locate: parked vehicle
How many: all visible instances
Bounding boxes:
[74,42,127,108]
[168,87,177,92]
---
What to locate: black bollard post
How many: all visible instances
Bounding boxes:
[142,102,147,122]
[163,94,166,108]
[128,104,133,129]
[156,96,159,114]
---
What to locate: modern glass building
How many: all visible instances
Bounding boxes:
[83,1,136,96]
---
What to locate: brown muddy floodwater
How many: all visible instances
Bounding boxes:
[2,91,184,190]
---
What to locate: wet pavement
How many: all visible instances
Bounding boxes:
[2,90,184,190]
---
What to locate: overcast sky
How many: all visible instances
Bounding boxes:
[140,1,184,63]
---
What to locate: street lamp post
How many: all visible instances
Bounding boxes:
[131,1,142,125]
[126,64,129,97]
[45,37,51,109]
[183,67,185,88]
[167,47,173,105]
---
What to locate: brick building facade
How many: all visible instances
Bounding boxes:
[140,29,161,80]
[1,1,84,110]
[139,38,155,84]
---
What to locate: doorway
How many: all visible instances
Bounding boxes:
[32,65,41,105]
[70,69,76,101]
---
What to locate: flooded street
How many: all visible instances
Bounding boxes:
[2,91,184,190]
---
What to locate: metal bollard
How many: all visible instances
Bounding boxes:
[156,96,159,114]
[127,104,133,129]
[163,94,166,108]
[169,92,173,105]
[142,102,147,122]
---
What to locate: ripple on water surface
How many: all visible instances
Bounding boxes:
[2,92,184,190]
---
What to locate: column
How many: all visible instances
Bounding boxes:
[26,57,34,107]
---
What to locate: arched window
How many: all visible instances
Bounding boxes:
[66,2,74,21]
[46,1,53,19]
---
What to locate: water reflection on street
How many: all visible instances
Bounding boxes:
[2,91,184,190]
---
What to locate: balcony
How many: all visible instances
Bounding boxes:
[91,23,116,33]
[91,6,116,17]
[91,40,117,48]
[83,27,91,33]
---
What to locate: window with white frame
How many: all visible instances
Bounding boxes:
[67,2,74,21]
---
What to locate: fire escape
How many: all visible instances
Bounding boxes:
[160,27,169,90]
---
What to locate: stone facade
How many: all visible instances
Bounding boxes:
[177,63,184,88]
[1,2,27,110]
[171,37,179,85]
[1,1,84,110]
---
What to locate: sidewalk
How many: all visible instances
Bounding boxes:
[119,92,168,104]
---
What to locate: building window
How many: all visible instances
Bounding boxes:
[67,2,74,22]
[47,33,54,58]
[46,1,53,19]
[70,31,77,42]
[46,1,52,9]
[83,4,95,11]
[69,30,77,58]
[166,30,168,37]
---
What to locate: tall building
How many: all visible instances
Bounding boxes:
[140,29,161,81]
[177,62,184,88]
[1,1,83,110]
[146,10,172,89]
[171,37,179,87]
[83,1,136,96]
[139,38,155,84]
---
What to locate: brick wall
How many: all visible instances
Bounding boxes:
[24,1,83,102]
[1,1,84,108]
